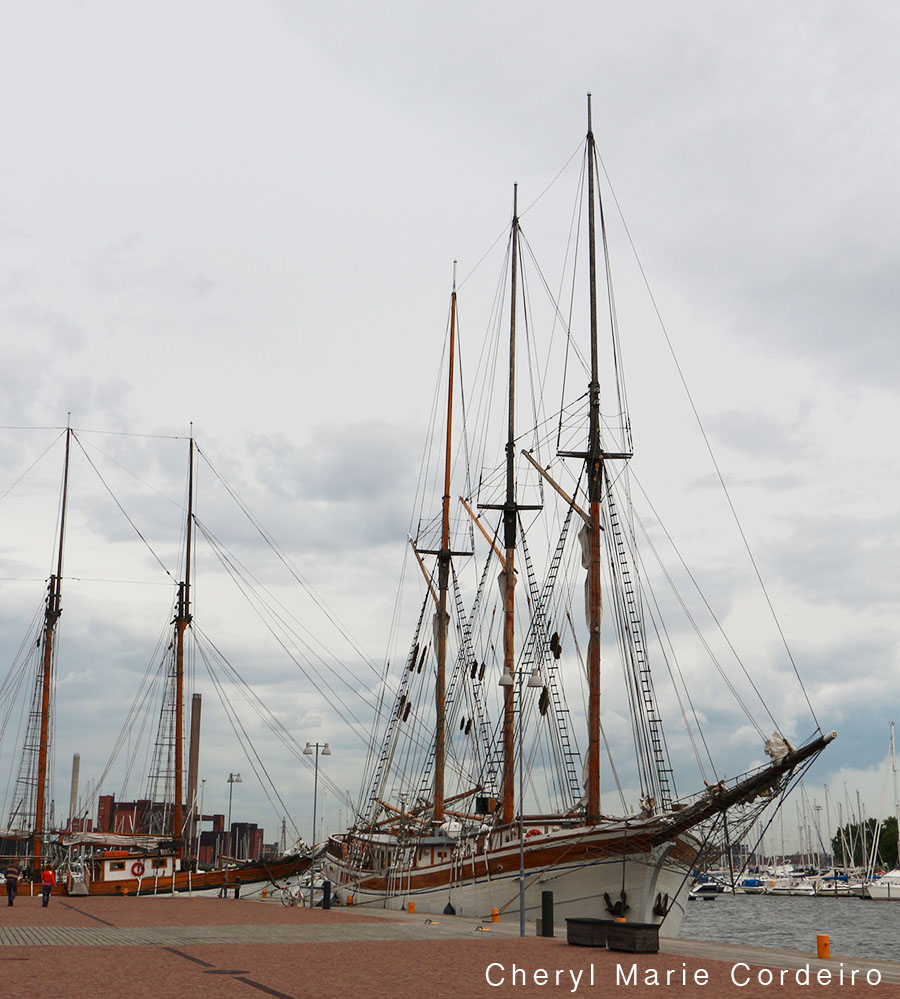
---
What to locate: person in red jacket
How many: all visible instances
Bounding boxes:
[41,866,55,907]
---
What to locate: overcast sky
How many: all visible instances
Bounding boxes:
[0,1,898,851]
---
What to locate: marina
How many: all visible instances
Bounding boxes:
[0,97,838,935]
[1,9,899,995]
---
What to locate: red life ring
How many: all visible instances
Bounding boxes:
[525,828,542,839]
[131,862,146,877]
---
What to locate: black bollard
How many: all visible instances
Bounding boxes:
[541,890,554,937]
[323,880,331,910]
[234,877,241,900]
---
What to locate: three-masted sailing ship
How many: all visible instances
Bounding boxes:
[322,99,834,934]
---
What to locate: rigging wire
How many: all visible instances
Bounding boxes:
[194,445,383,681]
[0,430,65,507]
[0,606,44,826]
[196,639,303,839]
[629,472,781,736]
[194,519,382,749]
[594,151,820,733]
[74,433,185,513]
[71,433,176,582]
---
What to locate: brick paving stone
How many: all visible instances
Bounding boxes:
[2,895,388,927]
[0,896,898,999]
[3,937,898,999]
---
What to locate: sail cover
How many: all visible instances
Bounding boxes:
[60,832,167,849]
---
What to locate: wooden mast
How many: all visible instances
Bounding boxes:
[554,97,637,821]
[434,263,458,823]
[32,423,71,872]
[501,186,520,826]
[172,434,194,851]
[585,94,604,825]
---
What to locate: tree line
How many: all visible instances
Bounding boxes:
[831,816,898,869]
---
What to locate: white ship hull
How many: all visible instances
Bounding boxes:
[865,874,900,900]
[765,876,816,896]
[814,881,867,897]
[323,820,696,937]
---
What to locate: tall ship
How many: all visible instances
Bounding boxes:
[0,429,308,895]
[322,98,834,935]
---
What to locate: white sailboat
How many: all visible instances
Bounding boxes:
[865,722,900,900]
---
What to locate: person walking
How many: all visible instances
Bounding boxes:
[4,862,21,906]
[41,866,56,907]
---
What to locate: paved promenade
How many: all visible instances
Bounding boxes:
[0,895,898,998]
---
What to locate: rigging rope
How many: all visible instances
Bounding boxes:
[629,473,780,738]
[195,445,383,683]
[197,639,303,839]
[194,519,382,750]
[594,151,820,733]
[0,430,65,507]
[71,433,175,582]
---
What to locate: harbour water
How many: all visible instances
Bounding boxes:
[680,892,900,963]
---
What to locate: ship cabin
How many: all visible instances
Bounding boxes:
[96,849,175,882]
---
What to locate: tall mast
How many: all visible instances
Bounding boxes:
[892,722,899,870]
[555,97,634,822]
[32,422,71,871]
[585,94,604,825]
[172,434,194,849]
[433,263,458,822]
[501,186,520,826]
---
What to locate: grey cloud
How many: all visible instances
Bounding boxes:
[0,0,897,832]
[763,512,900,609]
[707,409,810,462]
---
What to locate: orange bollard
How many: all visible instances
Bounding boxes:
[817,934,830,959]
[616,916,626,923]
[491,908,500,923]
[347,894,353,906]
[408,900,415,914]
[261,888,267,899]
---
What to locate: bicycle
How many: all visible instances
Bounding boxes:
[280,884,304,907]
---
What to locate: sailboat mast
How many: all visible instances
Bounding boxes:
[892,722,899,870]
[173,435,194,848]
[501,186,520,826]
[434,263,458,823]
[585,94,604,825]
[32,423,71,871]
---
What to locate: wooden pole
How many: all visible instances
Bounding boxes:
[585,94,603,826]
[32,424,71,873]
[434,263,457,823]
[459,497,506,568]
[173,436,194,852]
[502,187,520,827]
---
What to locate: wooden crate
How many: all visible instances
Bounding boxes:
[605,921,660,954]
[565,917,615,947]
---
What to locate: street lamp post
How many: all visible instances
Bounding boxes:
[303,742,331,908]
[224,772,242,891]
[499,666,543,937]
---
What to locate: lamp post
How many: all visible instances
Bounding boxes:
[223,772,242,891]
[303,741,331,908]
[499,666,543,937]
